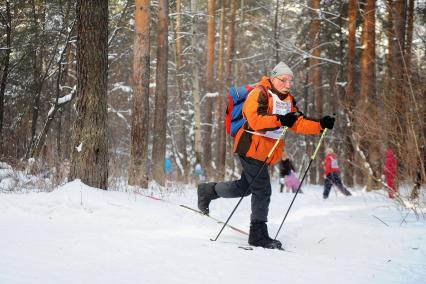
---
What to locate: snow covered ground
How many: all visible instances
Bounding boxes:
[0,178,425,284]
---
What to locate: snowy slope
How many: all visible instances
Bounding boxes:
[0,180,425,284]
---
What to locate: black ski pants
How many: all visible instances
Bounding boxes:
[214,154,271,223]
[323,172,351,198]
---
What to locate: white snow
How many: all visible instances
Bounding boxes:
[76,142,83,152]
[0,179,425,284]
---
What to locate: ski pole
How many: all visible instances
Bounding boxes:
[210,126,289,242]
[274,128,328,240]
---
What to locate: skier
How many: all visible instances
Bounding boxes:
[383,148,397,198]
[278,153,302,193]
[194,163,205,183]
[197,61,335,249]
[164,157,173,181]
[323,148,352,199]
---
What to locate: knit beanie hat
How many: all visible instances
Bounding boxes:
[326,148,334,155]
[270,62,294,78]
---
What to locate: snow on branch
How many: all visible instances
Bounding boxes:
[200,92,219,104]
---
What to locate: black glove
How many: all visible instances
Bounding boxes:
[320,115,335,129]
[277,112,299,127]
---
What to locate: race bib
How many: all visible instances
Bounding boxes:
[245,90,293,140]
[331,158,339,169]
[263,90,292,139]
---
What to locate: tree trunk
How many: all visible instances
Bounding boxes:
[393,0,406,101]
[128,0,151,188]
[223,0,237,180]
[386,0,395,90]
[202,0,216,178]
[358,0,377,190]
[206,0,216,92]
[191,0,203,165]
[344,0,358,187]
[69,0,109,190]
[28,0,43,158]
[172,0,188,179]
[404,0,414,73]
[215,0,227,179]
[273,0,280,64]
[0,0,11,156]
[359,0,376,102]
[225,0,236,87]
[308,0,322,184]
[152,0,169,186]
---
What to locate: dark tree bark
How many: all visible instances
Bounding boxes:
[69,0,109,190]
[152,0,169,186]
[0,0,11,156]
[28,0,43,158]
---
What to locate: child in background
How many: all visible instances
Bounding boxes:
[279,153,302,193]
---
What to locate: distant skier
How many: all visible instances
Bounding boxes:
[164,157,173,181]
[383,149,397,198]
[278,153,302,193]
[323,148,352,199]
[194,163,205,183]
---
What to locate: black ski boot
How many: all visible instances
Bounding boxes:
[197,182,219,215]
[248,221,282,250]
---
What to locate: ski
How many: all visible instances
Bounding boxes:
[220,240,289,252]
[179,204,249,236]
[133,192,249,236]
[237,245,288,252]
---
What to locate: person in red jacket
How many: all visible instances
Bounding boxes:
[323,148,351,199]
[383,149,397,198]
[197,62,335,250]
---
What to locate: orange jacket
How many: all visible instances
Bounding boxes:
[234,77,322,165]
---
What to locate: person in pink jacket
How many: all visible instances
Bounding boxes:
[384,149,397,198]
[323,148,352,199]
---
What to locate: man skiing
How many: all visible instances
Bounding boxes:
[197,62,335,249]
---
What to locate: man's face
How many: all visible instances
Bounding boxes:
[271,74,294,94]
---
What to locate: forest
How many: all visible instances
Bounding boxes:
[0,0,425,205]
